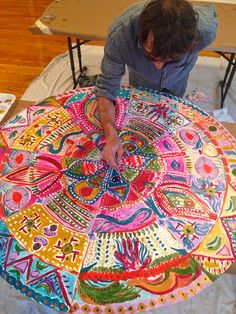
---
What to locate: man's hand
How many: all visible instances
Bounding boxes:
[102,125,123,169]
[97,96,123,168]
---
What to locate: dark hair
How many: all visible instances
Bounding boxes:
[139,0,199,59]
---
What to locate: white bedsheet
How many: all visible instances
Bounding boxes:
[0,274,235,314]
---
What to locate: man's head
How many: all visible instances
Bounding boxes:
[139,0,198,68]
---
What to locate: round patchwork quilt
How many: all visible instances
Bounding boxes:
[0,87,235,313]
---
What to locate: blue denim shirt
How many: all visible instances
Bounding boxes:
[95,2,218,100]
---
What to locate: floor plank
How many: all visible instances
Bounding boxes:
[0,0,70,99]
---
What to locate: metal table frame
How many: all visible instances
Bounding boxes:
[216,51,236,108]
[67,37,90,88]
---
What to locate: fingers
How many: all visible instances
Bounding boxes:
[102,147,119,169]
[116,145,124,165]
[100,130,124,168]
[102,143,123,169]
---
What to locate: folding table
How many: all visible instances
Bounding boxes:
[30,0,236,107]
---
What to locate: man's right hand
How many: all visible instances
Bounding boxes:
[101,125,123,170]
[96,96,124,169]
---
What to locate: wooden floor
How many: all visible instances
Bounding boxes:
[0,0,104,100]
[0,1,69,98]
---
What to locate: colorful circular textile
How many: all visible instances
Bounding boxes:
[0,87,235,313]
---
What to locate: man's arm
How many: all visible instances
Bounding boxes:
[97,96,123,169]
[194,4,218,51]
[95,25,126,167]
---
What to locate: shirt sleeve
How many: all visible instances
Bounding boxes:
[95,28,126,101]
[194,4,218,52]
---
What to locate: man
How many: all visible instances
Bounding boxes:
[95,0,218,169]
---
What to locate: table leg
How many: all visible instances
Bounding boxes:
[67,37,77,88]
[217,52,236,109]
[76,39,86,73]
[67,37,90,88]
